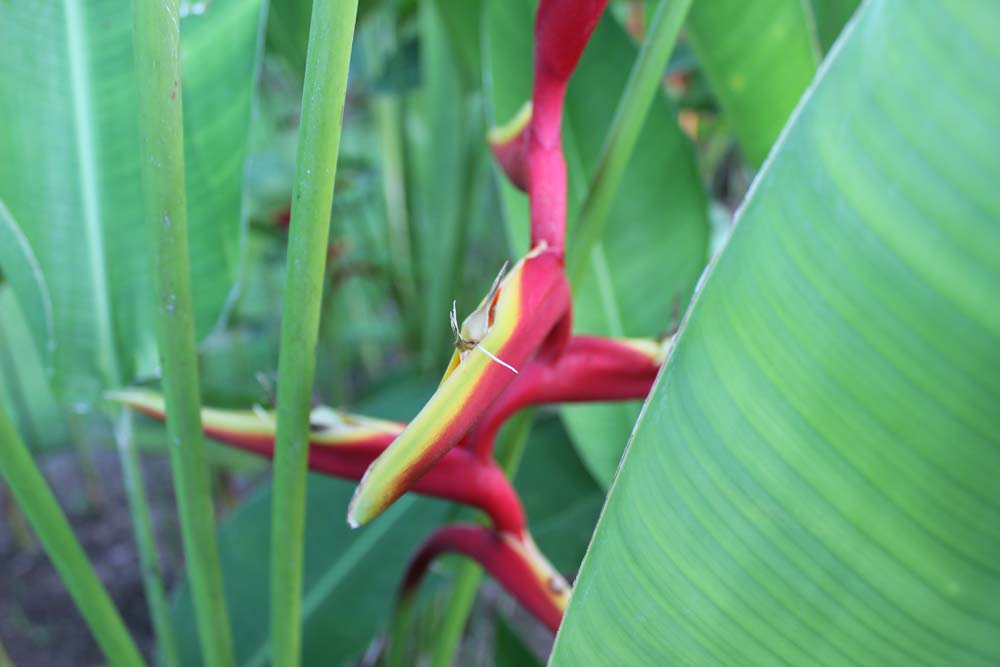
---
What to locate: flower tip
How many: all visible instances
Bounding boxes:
[102,388,163,414]
[346,476,379,529]
[487,102,532,192]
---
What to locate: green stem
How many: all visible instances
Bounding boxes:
[269,0,360,664]
[0,636,12,667]
[0,406,143,666]
[428,411,534,667]
[567,0,694,285]
[0,315,42,450]
[429,562,482,667]
[132,0,235,664]
[365,14,417,336]
[66,409,106,512]
[114,410,180,667]
[386,588,418,667]
[2,483,35,552]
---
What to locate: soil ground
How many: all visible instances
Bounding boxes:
[0,450,179,666]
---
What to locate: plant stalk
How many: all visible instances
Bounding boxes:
[2,483,35,552]
[268,0,360,663]
[132,0,235,664]
[567,0,694,284]
[115,410,180,667]
[66,409,106,512]
[0,405,143,666]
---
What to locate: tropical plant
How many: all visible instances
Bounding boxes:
[0,0,996,665]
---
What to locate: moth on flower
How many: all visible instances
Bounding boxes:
[449,261,518,375]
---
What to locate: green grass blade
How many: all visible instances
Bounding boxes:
[133,0,235,664]
[268,0,360,663]
[0,406,143,667]
[566,0,693,285]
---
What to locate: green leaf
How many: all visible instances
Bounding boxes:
[0,201,53,366]
[810,0,862,53]
[552,1,1000,663]
[410,0,492,371]
[0,217,66,447]
[434,0,483,89]
[515,416,604,573]
[686,0,820,166]
[495,617,542,667]
[0,0,265,405]
[0,290,68,450]
[484,1,709,487]
[267,0,384,75]
[266,0,313,74]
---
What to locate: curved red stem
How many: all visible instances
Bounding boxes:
[528,0,609,251]
[467,335,662,460]
[401,525,567,632]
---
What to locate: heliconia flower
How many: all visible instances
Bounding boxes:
[106,389,527,534]
[399,525,569,632]
[487,102,532,192]
[463,334,672,459]
[347,243,571,529]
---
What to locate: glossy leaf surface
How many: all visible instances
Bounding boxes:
[0,0,264,404]
[552,1,1000,663]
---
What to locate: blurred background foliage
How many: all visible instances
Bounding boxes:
[0,0,859,663]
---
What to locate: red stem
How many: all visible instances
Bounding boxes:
[309,446,526,536]
[528,0,609,251]
[467,335,661,460]
[401,525,566,632]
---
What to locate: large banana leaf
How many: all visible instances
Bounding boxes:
[686,0,819,166]
[0,0,265,406]
[552,1,1000,663]
[484,0,709,487]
